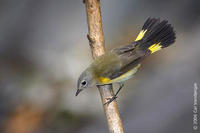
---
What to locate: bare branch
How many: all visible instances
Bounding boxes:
[84,0,124,132]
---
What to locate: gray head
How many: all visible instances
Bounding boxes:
[76,69,96,96]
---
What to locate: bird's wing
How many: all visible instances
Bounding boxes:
[111,41,138,54]
[109,41,149,80]
[93,41,149,84]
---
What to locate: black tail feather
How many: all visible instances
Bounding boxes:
[140,17,176,50]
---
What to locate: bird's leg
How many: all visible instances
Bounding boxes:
[104,82,124,105]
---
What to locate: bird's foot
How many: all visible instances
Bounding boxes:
[103,96,118,106]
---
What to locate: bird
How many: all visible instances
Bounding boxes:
[76,18,176,105]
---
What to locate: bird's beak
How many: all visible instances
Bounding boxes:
[75,89,83,96]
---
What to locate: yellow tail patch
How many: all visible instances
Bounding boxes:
[148,43,162,53]
[135,30,147,41]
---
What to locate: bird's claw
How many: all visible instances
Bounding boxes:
[104,96,118,106]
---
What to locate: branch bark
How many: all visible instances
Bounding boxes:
[84,0,124,133]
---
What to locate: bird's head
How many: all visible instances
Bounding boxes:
[76,68,96,96]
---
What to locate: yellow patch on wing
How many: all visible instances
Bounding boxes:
[135,30,147,41]
[98,77,112,84]
[148,42,162,53]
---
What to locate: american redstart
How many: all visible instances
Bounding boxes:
[76,18,176,105]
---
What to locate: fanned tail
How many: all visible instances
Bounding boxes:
[135,18,176,53]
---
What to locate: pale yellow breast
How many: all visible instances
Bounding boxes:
[98,64,141,84]
[110,64,141,83]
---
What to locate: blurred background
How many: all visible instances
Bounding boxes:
[0,0,200,133]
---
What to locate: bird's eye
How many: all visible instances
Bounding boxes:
[81,80,87,86]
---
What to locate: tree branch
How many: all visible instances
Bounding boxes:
[84,0,124,132]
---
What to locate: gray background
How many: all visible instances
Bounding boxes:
[0,0,199,133]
